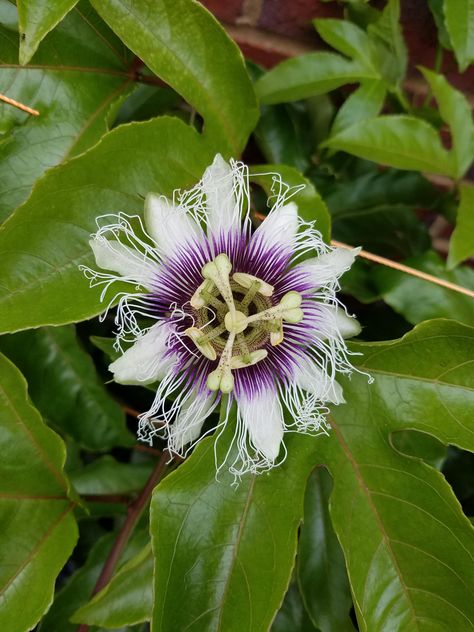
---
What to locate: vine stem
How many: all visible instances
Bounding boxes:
[332,239,474,299]
[75,450,170,632]
[0,93,39,116]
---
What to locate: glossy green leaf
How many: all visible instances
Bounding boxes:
[17,0,79,64]
[314,19,378,73]
[324,115,456,176]
[0,352,78,631]
[39,528,149,632]
[375,250,474,324]
[330,80,386,138]
[0,117,216,334]
[250,164,331,243]
[444,0,474,71]
[421,68,474,178]
[298,468,355,632]
[272,584,318,632]
[70,456,153,496]
[150,421,323,632]
[449,184,474,267]
[72,545,153,627]
[391,430,447,470]
[323,320,474,630]
[0,326,132,450]
[90,0,258,155]
[255,52,378,105]
[0,5,133,221]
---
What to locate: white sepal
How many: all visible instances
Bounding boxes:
[90,238,156,290]
[109,322,175,385]
[168,391,216,454]
[252,202,298,251]
[297,246,361,288]
[239,390,284,461]
[294,355,345,404]
[144,193,203,258]
[202,154,239,235]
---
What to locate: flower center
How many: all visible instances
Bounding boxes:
[184,253,303,393]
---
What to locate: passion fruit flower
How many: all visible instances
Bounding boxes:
[82,155,361,476]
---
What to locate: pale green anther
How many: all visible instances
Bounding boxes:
[269,320,284,346]
[246,291,304,326]
[202,253,235,314]
[233,272,274,297]
[190,279,214,309]
[185,327,217,361]
[230,349,268,369]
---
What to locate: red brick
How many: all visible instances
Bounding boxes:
[201,0,244,24]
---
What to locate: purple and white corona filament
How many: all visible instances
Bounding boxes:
[82,155,361,476]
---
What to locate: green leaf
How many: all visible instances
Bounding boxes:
[255,52,378,105]
[39,528,149,632]
[375,250,474,325]
[150,420,323,632]
[324,115,456,176]
[0,5,133,221]
[0,352,78,631]
[70,456,153,496]
[272,584,318,632]
[391,430,447,469]
[330,80,386,138]
[0,117,216,334]
[444,0,474,71]
[323,319,474,630]
[250,164,331,243]
[72,545,153,627]
[90,0,258,155]
[420,68,474,178]
[17,0,79,64]
[314,19,378,72]
[449,184,474,267]
[298,468,355,632]
[367,0,407,83]
[0,325,132,450]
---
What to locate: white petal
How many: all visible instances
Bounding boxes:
[144,193,202,258]
[168,392,216,453]
[316,304,362,340]
[294,356,345,404]
[239,390,284,461]
[253,202,298,251]
[109,323,175,385]
[334,308,361,338]
[203,154,239,235]
[297,247,360,288]
[90,238,156,289]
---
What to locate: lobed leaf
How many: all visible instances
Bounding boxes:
[444,0,474,71]
[448,184,474,268]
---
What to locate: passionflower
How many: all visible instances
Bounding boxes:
[82,156,361,476]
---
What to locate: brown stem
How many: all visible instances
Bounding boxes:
[75,450,170,632]
[0,93,39,116]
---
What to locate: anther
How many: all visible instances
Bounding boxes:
[185,327,217,360]
[245,291,304,326]
[202,254,236,316]
[233,272,274,297]
[190,279,214,309]
[207,332,235,393]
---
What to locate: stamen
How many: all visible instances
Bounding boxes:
[268,319,284,346]
[185,327,217,360]
[246,291,304,325]
[233,272,274,297]
[230,349,268,369]
[239,280,262,311]
[190,279,214,309]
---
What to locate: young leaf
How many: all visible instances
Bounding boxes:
[443,0,474,71]
[367,0,407,83]
[71,545,153,627]
[17,0,79,64]
[330,80,386,138]
[314,19,378,73]
[0,5,133,221]
[0,352,78,632]
[0,326,132,450]
[70,456,153,496]
[0,117,216,334]
[420,68,474,178]
[90,0,258,156]
[255,52,378,105]
[448,183,474,267]
[375,250,474,324]
[324,115,456,176]
[325,320,474,630]
[298,468,355,632]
